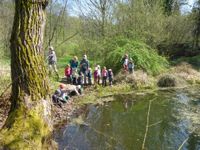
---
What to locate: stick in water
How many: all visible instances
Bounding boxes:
[141,98,156,150]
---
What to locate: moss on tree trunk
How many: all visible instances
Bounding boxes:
[0,0,53,149]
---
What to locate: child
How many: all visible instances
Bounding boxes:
[108,69,114,86]
[123,54,129,72]
[94,67,98,84]
[128,58,134,74]
[77,71,83,87]
[65,64,72,83]
[52,84,70,107]
[87,68,92,85]
[72,68,78,85]
[102,66,108,86]
[97,65,101,84]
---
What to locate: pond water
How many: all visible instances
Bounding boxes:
[54,88,200,150]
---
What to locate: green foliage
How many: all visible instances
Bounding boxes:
[103,38,169,75]
[173,55,200,67]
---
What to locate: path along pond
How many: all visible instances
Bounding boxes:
[54,87,200,150]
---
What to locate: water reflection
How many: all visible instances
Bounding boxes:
[54,89,200,150]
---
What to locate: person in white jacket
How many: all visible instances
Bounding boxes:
[47,46,58,76]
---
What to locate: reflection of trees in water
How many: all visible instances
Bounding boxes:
[187,132,200,150]
[58,90,200,149]
[123,99,134,111]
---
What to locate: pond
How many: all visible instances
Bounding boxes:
[54,87,200,150]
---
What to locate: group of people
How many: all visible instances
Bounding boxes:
[47,46,134,106]
[65,55,114,87]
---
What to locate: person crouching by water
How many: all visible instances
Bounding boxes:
[128,58,134,74]
[80,54,89,85]
[102,66,108,86]
[52,84,70,107]
[108,69,114,86]
[65,64,72,83]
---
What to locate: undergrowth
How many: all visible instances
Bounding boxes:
[103,38,169,75]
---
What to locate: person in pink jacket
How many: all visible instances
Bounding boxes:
[102,66,108,86]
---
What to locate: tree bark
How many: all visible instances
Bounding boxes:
[0,0,53,149]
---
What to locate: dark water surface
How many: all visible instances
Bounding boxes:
[54,88,200,150]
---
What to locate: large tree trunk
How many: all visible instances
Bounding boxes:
[0,0,53,149]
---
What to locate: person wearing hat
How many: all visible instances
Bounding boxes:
[80,54,89,85]
[47,46,58,77]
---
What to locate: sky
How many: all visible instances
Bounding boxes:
[66,0,197,16]
[182,0,196,13]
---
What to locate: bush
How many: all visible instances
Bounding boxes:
[170,62,200,84]
[103,38,168,75]
[157,74,177,87]
[114,70,155,89]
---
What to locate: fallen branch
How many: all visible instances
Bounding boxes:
[141,98,156,150]
[148,120,163,128]
[177,137,189,150]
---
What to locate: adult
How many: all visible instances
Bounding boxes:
[47,46,58,77]
[80,54,89,85]
[70,56,79,69]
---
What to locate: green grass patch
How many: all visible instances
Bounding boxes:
[75,84,132,106]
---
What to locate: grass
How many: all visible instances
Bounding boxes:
[74,83,133,106]
[173,55,200,68]
[115,70,156,89]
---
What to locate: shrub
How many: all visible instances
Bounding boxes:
[170,62,200,84]
[114,70,155,89]
[103,38,168,75]
[157,74,177,87]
